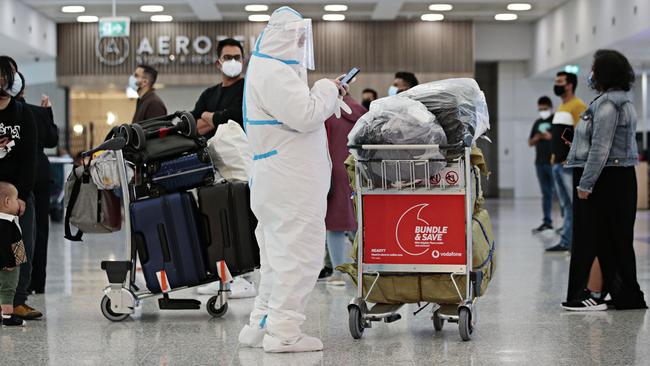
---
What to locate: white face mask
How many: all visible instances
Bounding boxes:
[539,110,552,120]
[388,85,399,96]
[221,60,243,78]
[3,72,23,97]
[128,75,140,91]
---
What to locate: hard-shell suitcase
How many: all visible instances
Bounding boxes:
[130,192,207,293]
[197,181,260,277]
[144,150,215,197]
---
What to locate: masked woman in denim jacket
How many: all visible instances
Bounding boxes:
[562,50,647,311]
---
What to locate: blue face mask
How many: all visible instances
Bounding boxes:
[587,72,596,90]
[387,86,399,96]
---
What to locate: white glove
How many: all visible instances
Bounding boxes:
[334,97,352,119]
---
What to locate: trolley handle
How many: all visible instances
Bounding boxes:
[81,137,127,157]
[348,142,464,151]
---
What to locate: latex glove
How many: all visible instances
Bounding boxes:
[333,97,352,119]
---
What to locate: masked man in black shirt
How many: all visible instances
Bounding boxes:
[191,38,245,139]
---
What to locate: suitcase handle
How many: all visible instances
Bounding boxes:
[157,223,172,262]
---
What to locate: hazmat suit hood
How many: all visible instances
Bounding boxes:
[253,6,315,73]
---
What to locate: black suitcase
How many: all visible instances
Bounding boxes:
[197,181,260,277]
[130,192,208,293]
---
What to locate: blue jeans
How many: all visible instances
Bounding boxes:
[535,163,554,226]
[552,164,573,248]
[326,231,353,273]
[15,193,35,306]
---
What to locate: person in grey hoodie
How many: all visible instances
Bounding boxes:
[562,50,647,312]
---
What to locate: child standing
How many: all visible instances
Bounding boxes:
[0,181,27,327]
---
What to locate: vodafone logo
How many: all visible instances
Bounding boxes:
[432,250,440,259]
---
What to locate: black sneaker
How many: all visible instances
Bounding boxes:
[318,267,333,281]
[532,223,553,234]
[562,291,608,312]
[2,315,26,327]
[546,243,570,252]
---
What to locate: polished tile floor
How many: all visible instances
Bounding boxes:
[1,199,649,366]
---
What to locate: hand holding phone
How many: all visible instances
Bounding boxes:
[561,128,574,146]
[340,67,360,86]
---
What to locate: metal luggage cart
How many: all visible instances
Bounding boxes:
[347,144,479,341]
[80,137,229,322]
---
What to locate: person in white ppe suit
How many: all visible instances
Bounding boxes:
[238,6,350,353]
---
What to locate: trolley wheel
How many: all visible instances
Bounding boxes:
[433,310,444,331]
[458,307,473,341]
[101,295,130,322]
[207,295,228,318]
[130,124,146,151]
[179,112,198,138]
[348,306,365,339]
[118,124,133,146]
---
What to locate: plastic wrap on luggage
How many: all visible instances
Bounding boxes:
[401,78,489,147]
[347,96,447,187]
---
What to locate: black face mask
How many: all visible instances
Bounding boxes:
[554,85,566,97]
[362,100,371,110]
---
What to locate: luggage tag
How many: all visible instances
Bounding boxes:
[156,270,171,293]
[217,260,233,284]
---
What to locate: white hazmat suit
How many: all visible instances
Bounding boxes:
[238,7,344,353]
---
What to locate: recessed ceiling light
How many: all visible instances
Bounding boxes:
[76,15,98,23]
[323,14,345,21]
[151,14,173,22]
[245,5,269,12]
[495,13,518,21]
[421,13,445,21]
[507,3,532,11]
[429,4,453,12]
[61,6,85,14]
[324,5,348,12]
[248,14,271,22]
[140,5,164,13]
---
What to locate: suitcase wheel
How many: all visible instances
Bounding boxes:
[131,124,146,151]
[179,112,198,138]
[198,148,211,164]
[101,295,130,322]
[118,124,133,146]
[204,174,215,186]
[147,161,160,175]
[206,295,228,318]
[149,185,163,197]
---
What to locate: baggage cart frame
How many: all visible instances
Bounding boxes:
[79,137,230,322]
[347,144,479,341]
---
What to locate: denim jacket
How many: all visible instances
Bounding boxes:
[566,90,638,193]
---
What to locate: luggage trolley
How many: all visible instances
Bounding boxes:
[347,144,480,341]
[81,137,230,322]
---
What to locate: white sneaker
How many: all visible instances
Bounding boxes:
[326,274,345,287]
[230,277,257,299]
[196,281,220,296]
[239,324,265,348]
[263,334,323,353]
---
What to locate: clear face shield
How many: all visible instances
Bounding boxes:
[262,17,315,70]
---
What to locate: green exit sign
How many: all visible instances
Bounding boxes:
[564,64,580,75]
[99,17,130,38]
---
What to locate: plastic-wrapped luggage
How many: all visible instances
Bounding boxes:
[401,78,490,147]
[347,96,448,186]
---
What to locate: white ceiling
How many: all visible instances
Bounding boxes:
[21,0,570,22]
